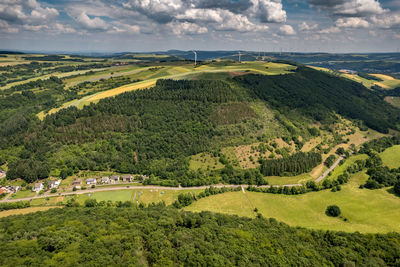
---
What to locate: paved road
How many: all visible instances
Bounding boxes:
[0,156,345,203]
[315,156,344,183]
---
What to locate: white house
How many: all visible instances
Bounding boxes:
[32,183,44,192]
[86,178,97,185]
[101,176,110,184]
[121,175,133,182]
[48,180,61,189]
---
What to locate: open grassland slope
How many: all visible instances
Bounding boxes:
[186,171,400,233]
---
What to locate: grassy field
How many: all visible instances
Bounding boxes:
[380,145,400,169]
[186,171,400,233]
[0,206,60,218]
[72,189,203,206]
[265,173,313,186]
[189,152,224,171]
[385,96,400,108]
[10,190,36,199]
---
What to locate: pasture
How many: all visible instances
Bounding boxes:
[380,145,400,169]
[186,171,400,233]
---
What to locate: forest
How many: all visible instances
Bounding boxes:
[259,152,322,176]
[0,205,399,266]
[234,67,400,133]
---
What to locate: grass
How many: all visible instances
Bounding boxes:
[385,96,400,108]
[189,153,224,171]
[0,206,61,218]
[265,173,313,186]
[72,189,202,206]
[90,190,134,202]
[380,145,400,169]
[186,171,400,233]
[10,190,36,199]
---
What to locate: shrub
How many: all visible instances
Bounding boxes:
[394,181,400,196]
[326,205,341,217]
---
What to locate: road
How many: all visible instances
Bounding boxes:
[0,156,345,203]
[315,156,344,183]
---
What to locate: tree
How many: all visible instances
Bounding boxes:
[84,198,97,207]
[394,181,400,196]
[326,205,341,217]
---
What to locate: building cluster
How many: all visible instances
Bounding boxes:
[32,180,61,192]
[0,185,20,195]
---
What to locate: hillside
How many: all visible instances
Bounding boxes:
[1,205,399,266]
[2,64,399,186]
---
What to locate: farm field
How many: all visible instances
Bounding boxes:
[186,171,400,233]
[380,145,400,169]
[40,61,296,118]
[0,206,60,218]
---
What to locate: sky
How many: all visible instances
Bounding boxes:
[0,0,399,53]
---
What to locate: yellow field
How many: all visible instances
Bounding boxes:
[88,80,157,101]
[0,206,60,218]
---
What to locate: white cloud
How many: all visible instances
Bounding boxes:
[73,12,109,31]
[250,0,287,23]
[319,26,341,34]
[279,25,296,35]
[0,19,18,33]
[169,21,208,35]
[336,17,369,28]
[299,22,318,31]
[309,0,387,17]
[370,13,400,28]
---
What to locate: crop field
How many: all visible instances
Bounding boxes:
[186,171,400,233]
[0,206,60,218]
[40,62,296,119]
[380,145,400,169]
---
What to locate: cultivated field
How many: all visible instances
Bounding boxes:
[0,206,60,218]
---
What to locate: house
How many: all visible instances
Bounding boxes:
[101,176,110,184]
[72,179,82,186]
[121,175,133,182]
[13,186,20,192]
[110,175,120,183]
[86,178,97,185]
[32,183,44,192]
[48,180,61,189]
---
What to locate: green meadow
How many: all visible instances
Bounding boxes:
[186,171,400,233]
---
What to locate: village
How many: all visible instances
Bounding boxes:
[0,172,148,201]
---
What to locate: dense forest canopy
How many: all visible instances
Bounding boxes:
[234,67,400,133]
[0,206,399,266]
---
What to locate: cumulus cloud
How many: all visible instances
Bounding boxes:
[279,24,296,35]
[299,22,318,31]
[169,21,208,35]
[73,12,109,31]
[318,26,341,34]
[335,17,369,28]
[370,13,400,28]
[0,0,58,25]
[309,0,387,17]
[121,0,285,34]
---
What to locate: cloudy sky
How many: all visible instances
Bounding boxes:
[0,0,399,53]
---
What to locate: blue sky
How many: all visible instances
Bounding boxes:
[0,0,399,53]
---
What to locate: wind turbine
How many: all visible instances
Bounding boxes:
[192,50,197,66]
[238,51,241,63]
